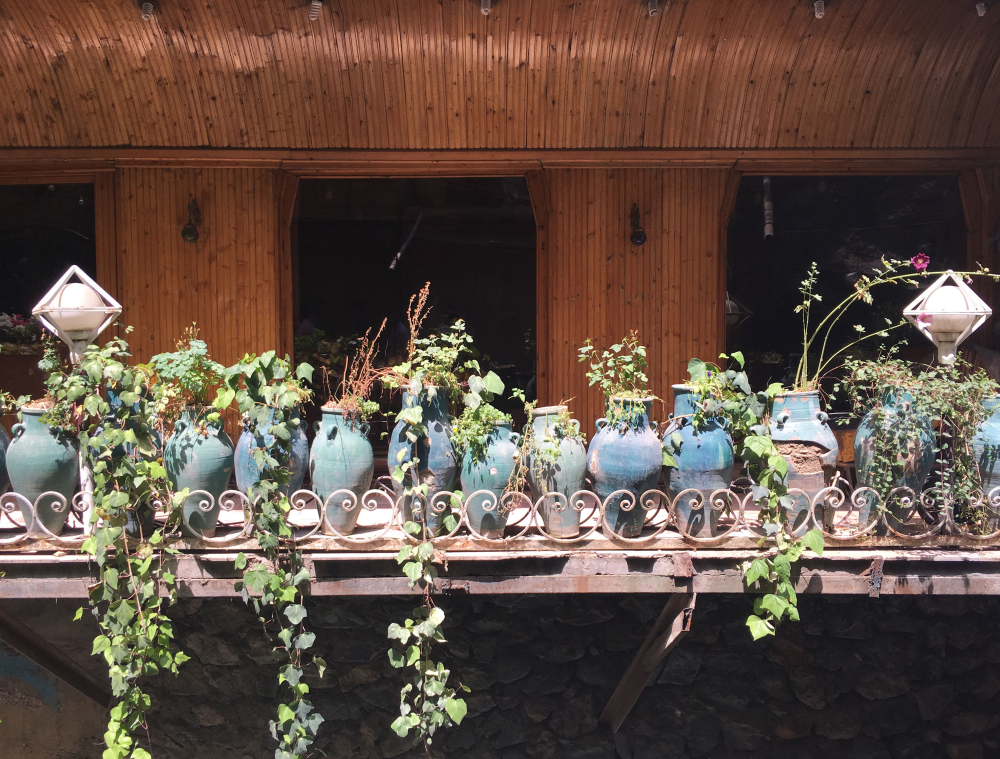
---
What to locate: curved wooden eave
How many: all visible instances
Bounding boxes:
[0,0,999,150]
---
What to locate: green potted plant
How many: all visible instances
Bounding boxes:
[150,325,234,538]
[310,321,384,535]
[579,331,661,537]
[386,283,479,534]
[453,370,516,538]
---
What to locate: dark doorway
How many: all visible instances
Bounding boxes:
[0,183,97,323]
[294,176,537,415]
[0,183,96,402]
[725,175,967,395]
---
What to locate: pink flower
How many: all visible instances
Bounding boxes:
[910,253,930,272]
[916,312,933,326]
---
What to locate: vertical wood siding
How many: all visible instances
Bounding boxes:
[113,168,280,365]
[541,168,729,429]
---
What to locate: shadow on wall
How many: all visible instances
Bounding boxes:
[0,646,105,756]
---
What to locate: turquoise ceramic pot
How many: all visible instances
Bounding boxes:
[0,423,10,494]
[164,407,235,538]
[387,388,457,534]
[855,390,935,525]
[769,391,839,535]
[526,405,588,538]
[105,387,158,538]
[309,408,375,535]
[974,395,1000,498]
[6,408,79,537]
[663,385,735,538]
[235,407,309,496]
[587,397,662,538]
[461,422,520,538]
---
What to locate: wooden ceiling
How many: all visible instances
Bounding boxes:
[2,0,999,150]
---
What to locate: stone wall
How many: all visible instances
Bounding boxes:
[4,594,1000,759]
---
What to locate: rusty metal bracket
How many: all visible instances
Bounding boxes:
[673,551,694,578]
[599,592,697,732]
[868,556,885,598]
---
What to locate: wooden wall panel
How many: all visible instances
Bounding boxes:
[1,0,999,151]
[113,168,280,366]
[542,168,728,430]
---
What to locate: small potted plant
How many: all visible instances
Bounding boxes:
[579,331,662,537]
[386,283,478,534]
[309,322,384,535]
[151,326,234,538]
[453,371,517,538]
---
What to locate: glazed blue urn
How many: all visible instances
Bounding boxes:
[587,397,662,538]
[387,388,457,535]
[235,407,309,497]
[769,391,839,534]
[460,421,520,538]
[854,389,935,525]
[164,406,235,538]
[6,407,79,538]
[662,385,735,538]
[974,395,1000,500]
[309,407,375,535]
[526,405,588,538]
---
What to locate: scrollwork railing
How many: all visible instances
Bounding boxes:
[1,481,999,547]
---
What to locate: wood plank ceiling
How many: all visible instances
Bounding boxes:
[2,0,999,150]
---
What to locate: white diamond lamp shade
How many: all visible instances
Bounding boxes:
[32,265,122,362]
[903,270,992,364]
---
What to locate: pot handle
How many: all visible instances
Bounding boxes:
[360,422,371,436]
[567,419,580,432]
[816,411,829,424]
[595,417,608,432]
[510,432,521,445]
[174,418,188,434]
[10,423,24,440]
[775,409,791,428]
[313,420,321,434]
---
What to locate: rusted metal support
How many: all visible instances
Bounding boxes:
[599,593,697,732]
[0,605,112,708]
[867,556,885,598]
[1,550,1000,597]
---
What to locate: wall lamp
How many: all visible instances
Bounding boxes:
[181,198,201,243]
[141,1,155,20]
[629,203,647,246]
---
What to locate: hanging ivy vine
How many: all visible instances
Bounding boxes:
[216,351,327,759]
[43,334,189,759]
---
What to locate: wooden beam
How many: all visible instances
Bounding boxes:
[0,148,997,175]
[276,171,299,359]
[0,605,112,708]
[600,593,697,732]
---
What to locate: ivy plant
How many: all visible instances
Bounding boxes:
[216,351,327,759]
[43,333,189,759]
[578,330,653,428]
[670,353,824,640]
[389,523,468,749]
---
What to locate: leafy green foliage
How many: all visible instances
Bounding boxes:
[149,325,226,408]
[389,527,468,748]
[578,330,649,399]
[677,354,823,640]
[43,333,188,759]
[221,352,326,759]
[451,371,511,462]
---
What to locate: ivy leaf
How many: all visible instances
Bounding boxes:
[234,552,247,570]
[744,558,770,586]
[746,614,775,640]
[445,697,468,724]
[294,632,316,650]
[284,604,308,625]
[801,528,825,557]
[388,648,405,668]
[759,593,790,620]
